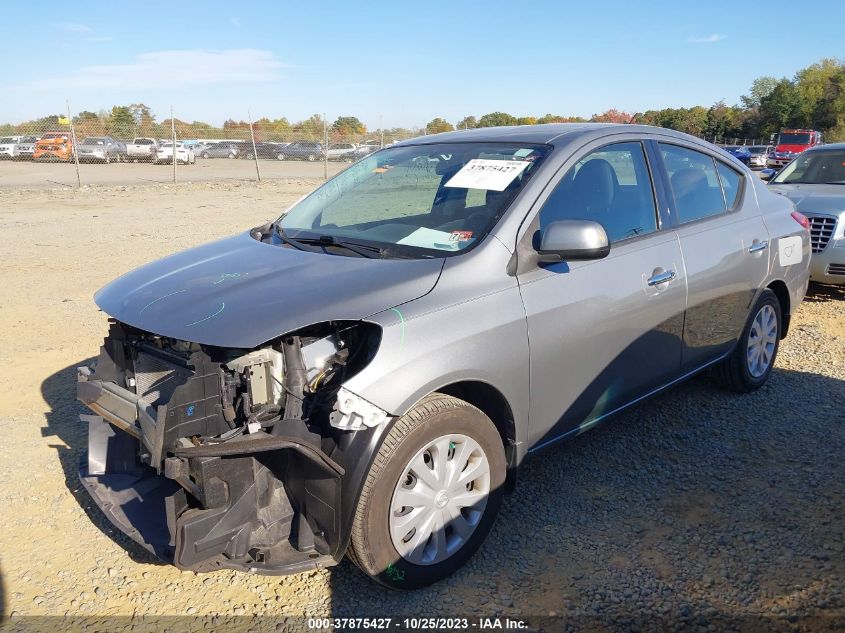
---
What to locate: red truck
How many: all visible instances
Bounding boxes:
[767,129,824,169]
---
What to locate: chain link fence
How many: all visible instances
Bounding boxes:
[0,104,783,189]
[0,105,428,188]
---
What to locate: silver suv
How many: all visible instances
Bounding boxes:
[77,124,810,589]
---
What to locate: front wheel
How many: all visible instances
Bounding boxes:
[276,153,285,161]
[712,288,781,392]
[348,394,505,589]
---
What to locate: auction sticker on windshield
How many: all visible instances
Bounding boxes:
[445,159,530,191]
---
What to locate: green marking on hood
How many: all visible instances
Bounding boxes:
[185,302,225,327]
[138,289,188,315]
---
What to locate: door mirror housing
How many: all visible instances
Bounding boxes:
[759,168,776,182]
[536,219,610,263]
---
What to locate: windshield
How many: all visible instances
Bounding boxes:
[0,138,14,143]
[778,133,811,145]
[772,150,845,185]
[276,142,549,258]
[748,146,768,154]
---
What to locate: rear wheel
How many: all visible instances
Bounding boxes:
[307,154,316,161]
[201,152,209,159]
[245,152,255,160]
[713,288,781,392]
[276,153,285,161]
[348,394,505,589]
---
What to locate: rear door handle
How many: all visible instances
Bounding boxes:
[748,240,768,253]
[647,270,676,286]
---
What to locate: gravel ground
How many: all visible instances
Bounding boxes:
[0,182,843,632]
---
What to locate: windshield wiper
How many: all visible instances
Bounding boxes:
[298,235,385,258]
[273,224,315,252]
[273,224,384,258]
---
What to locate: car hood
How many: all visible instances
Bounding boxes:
[95,231,444,348]
[769,184,845,214]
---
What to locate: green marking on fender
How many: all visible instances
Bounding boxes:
[390,307,406,352]
[185,302,225,327]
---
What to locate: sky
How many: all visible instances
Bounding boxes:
[2,0,843,130]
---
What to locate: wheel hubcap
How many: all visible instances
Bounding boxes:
[746,304,777,378]
[389,434,490,566]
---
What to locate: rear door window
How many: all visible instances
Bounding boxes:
[659,144,727,224]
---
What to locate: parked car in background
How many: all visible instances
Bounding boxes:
[199,142,239,159]
[233,141,285,160]
[77,137,122,163]
[276,141,325,161]
[126,138,159,162]
[767,129,824,169]
[155,142,195,165]
[76,124,809,589]
[33,131,75,161]
[0,137,19,159]
[326,142,358,160]
[189,143,213,157]
[724,145,751,165]
[339,144,379,162]
[11,136,38,160]
[763,143,845,285]
[747,145,773,169]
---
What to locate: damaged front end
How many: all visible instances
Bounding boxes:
[77,319,386,574]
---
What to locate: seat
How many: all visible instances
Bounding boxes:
[570,159,618,217]
[671,168,710,222]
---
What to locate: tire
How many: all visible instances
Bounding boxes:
[307,154,316,161]
[228,153,235,159]
[201,152,209,159]
[246,152,254,160]
[712,288,781,393]
[105,154,110,164]
[348,393,506,589]
[276,153,285,161]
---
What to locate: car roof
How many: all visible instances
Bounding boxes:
[392,123,711,148]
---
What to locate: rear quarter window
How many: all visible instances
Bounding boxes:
[715,161,743,209]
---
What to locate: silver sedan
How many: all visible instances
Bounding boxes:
[77,124,810,589]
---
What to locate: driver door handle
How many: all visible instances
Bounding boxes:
[748,240,768,254]
[647,270,676,286]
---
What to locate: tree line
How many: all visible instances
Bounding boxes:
[2,57,842,144]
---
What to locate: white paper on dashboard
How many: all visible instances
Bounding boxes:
[778,235,803,266]
[397,227,460,250]
[444,159,530,191]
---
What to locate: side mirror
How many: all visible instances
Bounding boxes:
[759,168,776,182]
[536,219,610,263]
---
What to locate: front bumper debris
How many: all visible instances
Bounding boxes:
[76,339,347,575]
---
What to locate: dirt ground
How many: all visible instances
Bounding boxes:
[0,159,344,189]
[0,181,842,630]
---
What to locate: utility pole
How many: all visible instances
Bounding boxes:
[171,105,177,183]
[66,99,81,188]
[323,112,328,180]
[379,115,384,148]
[248,109,261,182]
